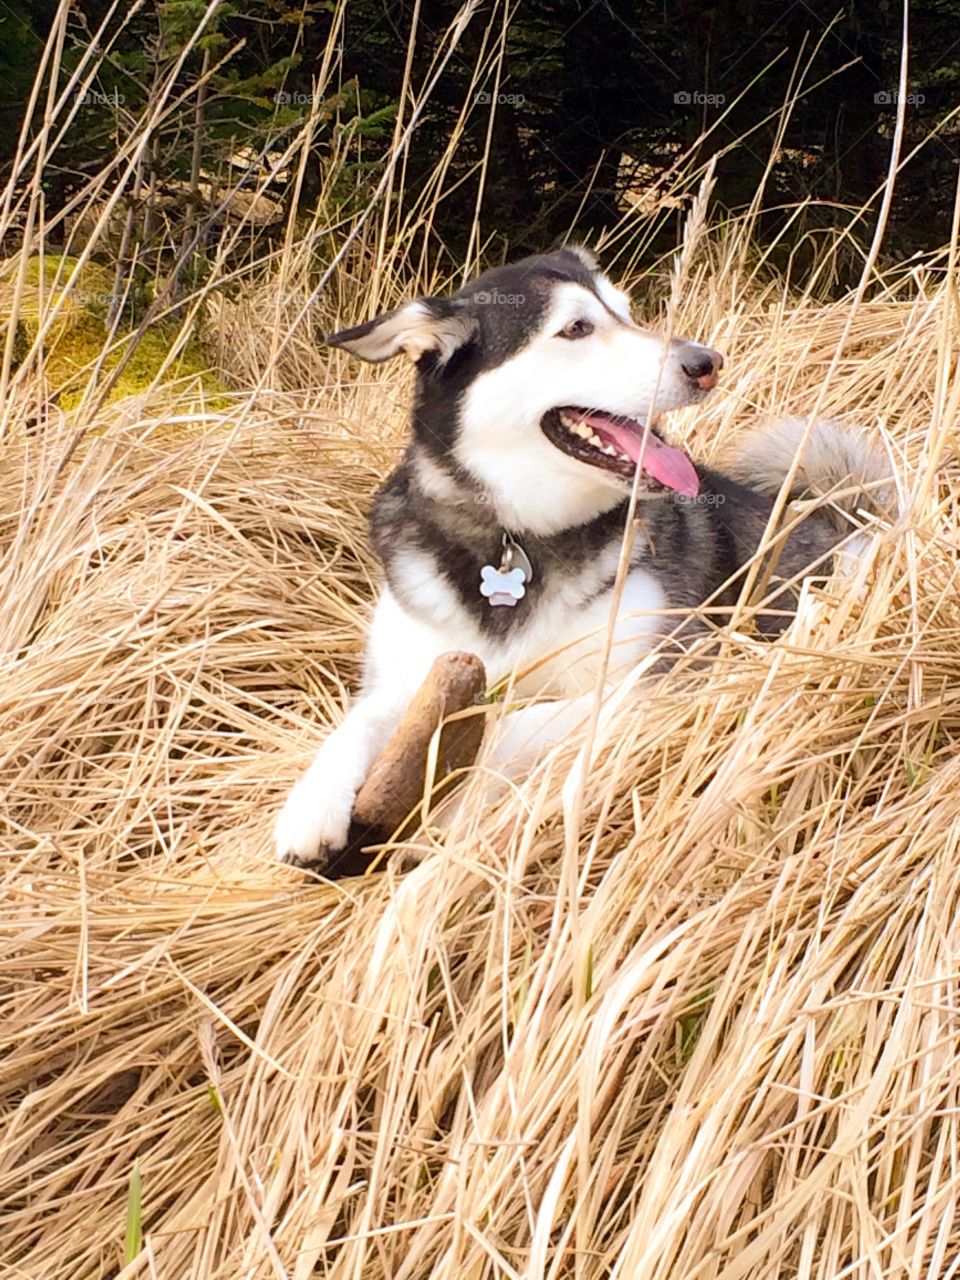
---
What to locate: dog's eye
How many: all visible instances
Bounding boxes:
[557,318,594,340]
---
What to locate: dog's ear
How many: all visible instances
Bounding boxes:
[325,299,477,365]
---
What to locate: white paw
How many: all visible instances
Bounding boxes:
[274,776,355,867]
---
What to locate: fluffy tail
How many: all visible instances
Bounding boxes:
[724,418,897,528]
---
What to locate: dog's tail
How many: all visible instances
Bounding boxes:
[724,417,897,529]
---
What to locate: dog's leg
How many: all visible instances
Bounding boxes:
[488,693,596,777]
[483,565,718,787]
[274,687,411,866]
[275,589,444,867]
[486,570,673,779]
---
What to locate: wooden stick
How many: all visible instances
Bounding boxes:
[351,651,487,836]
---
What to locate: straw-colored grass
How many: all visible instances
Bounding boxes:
[4,7,960,1278]
[4,240,960,1278]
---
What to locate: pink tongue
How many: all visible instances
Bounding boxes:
[581,412,700,497]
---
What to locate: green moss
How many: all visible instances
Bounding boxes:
[5,254,229,413]
[51,315,228,413]
[18,255,115,334]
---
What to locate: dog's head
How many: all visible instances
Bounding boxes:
[326,247,723,534]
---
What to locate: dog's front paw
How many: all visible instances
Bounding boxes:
[274,777,355,868]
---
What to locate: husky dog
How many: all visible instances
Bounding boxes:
[276,246,889,866]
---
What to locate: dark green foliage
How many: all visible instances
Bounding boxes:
[2,1,395,318]
[303,0,960,275]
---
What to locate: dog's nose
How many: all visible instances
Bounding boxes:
[675,342,724,390]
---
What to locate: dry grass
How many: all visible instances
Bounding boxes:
[4,7,960,1279]
[4,249,960,1280]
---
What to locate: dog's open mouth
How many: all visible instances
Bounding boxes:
[541,407,700,497]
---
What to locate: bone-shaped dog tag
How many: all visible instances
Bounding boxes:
[479,534,534,608]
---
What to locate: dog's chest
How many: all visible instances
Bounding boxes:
[389,545,666,696]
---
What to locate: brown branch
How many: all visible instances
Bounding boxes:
[351,651,487,839]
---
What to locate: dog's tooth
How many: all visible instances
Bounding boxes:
[602,444,616,456]
[588,432,603,447]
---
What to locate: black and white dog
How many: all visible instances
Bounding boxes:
[276,247,889,866]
